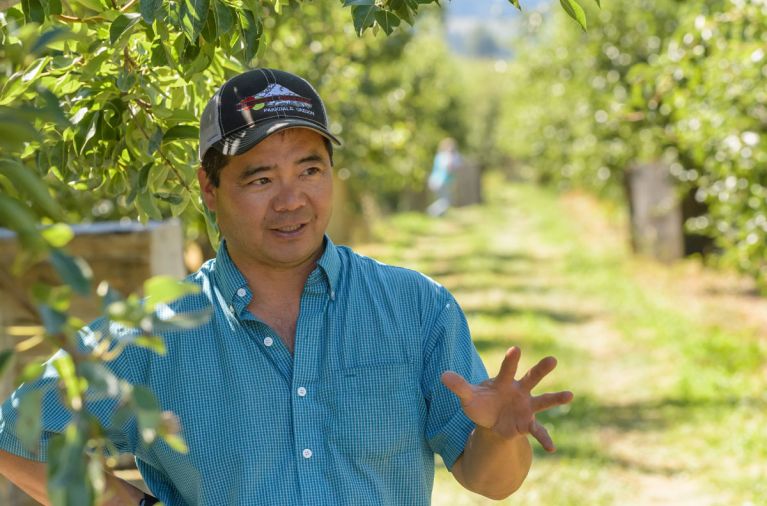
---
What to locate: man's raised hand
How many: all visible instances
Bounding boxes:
[441,346,573,452]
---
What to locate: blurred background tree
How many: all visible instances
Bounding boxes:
[497,0,767,288]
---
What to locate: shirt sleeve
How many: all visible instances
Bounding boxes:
[0,317,144,461]
[421,289,488,471]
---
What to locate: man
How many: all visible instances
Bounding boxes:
[0,68,572,505]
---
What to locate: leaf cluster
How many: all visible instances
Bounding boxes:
[496,0,767,290]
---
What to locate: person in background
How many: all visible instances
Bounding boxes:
[0,68,572,505]
[427,137,463,217]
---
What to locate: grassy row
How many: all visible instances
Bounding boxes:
[355,173,767,505]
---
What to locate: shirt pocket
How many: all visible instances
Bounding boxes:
[326,363,424,461]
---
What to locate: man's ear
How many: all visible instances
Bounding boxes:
[198,167,216,212]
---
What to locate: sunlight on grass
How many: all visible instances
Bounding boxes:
[355,172,767,505]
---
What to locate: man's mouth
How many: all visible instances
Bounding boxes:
[272,223,306,233]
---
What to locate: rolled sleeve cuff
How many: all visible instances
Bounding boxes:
[0,426,47,462]
[429,409,476,471]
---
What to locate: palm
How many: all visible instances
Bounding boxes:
[441,347,573,452]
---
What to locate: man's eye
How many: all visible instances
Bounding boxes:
[304,167,321,176]
[249,177,270,186]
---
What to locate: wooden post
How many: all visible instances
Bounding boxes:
[625,162,684,263]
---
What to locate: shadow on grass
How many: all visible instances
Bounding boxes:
[464,305,592,324]
[540,392,767,435]
[472,337,579,359]
[531,393,767,475]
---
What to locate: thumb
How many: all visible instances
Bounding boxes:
[441,371,474,403]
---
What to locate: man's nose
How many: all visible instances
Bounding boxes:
[272,181,307,211]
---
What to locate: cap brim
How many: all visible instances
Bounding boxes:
[217,119,342,156]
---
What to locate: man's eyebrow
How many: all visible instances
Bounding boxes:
[238,165,273,181]
[296,153,327,165]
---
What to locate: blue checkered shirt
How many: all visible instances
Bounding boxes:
[0,237,488,505]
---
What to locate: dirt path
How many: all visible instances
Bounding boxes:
[359,178,766,505]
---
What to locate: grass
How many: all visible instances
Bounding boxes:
[354,173,767,506]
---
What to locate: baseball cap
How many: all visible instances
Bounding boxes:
[198,68,341,160]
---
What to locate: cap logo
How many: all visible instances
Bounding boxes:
[235,84,316,117]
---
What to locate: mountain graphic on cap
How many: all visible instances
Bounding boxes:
[199,68,341,160]
[236,84,313,113]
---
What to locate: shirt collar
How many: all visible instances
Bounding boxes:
[214,236,341,307]
[214,241,250,308]
[316,236,341,300]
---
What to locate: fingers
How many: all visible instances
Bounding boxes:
[519,356,558,391]
[441,371,474,403]
[495,346,521,384]
[531,391,574,413]
[529,420,556,452]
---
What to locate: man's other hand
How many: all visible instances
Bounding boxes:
[441,346,573,451]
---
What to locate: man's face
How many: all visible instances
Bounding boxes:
[198,128,333,272]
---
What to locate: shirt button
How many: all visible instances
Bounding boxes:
[302,448,313,459]
[297,387,307,397]
[236,288,247,297]
[228,305,234,313]
[263,337,274,347]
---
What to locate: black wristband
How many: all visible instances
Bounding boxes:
[139,493,160,506]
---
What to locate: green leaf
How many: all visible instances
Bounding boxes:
[594,0,600,6]
[138,162,154,190]
[143,276,200,311]
[38,304,67,335]
[154,307,212,331]
[51,353,82,409]
[200,7,217,42]
[238,9,262,61]
[180,0,210,42]
[388,0,417,24]
[109,13,142,45]
[343,0,374,5]
[75,111,99,155]
[153,192,184,205]
[79,362,120,400]
[374,9,400,35]
[0,112,41,152]
[0,158,64,220]
[212,0,235,37]
[163,125,199,142]
[40,0,62,16]
[137,190,162,221]
[134,335,167,355]
[31,26,71,55]
[32,283,72,312]
[0,193,47,253]
[19,361,45,384]
[49,249,92,296]
[559,0,587,30]
[41,224,74,248]
[47,426,93,506]
[97,281,123,311]
[132,385,162,443]
[21,0,44,23]
[162,433,188,453]
[351,5,379,35]
[0,349,14,377]
[17,389,43,454]
[140,0,163,24]
[508,0,521,9]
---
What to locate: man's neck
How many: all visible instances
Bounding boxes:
[228,252,322,355]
